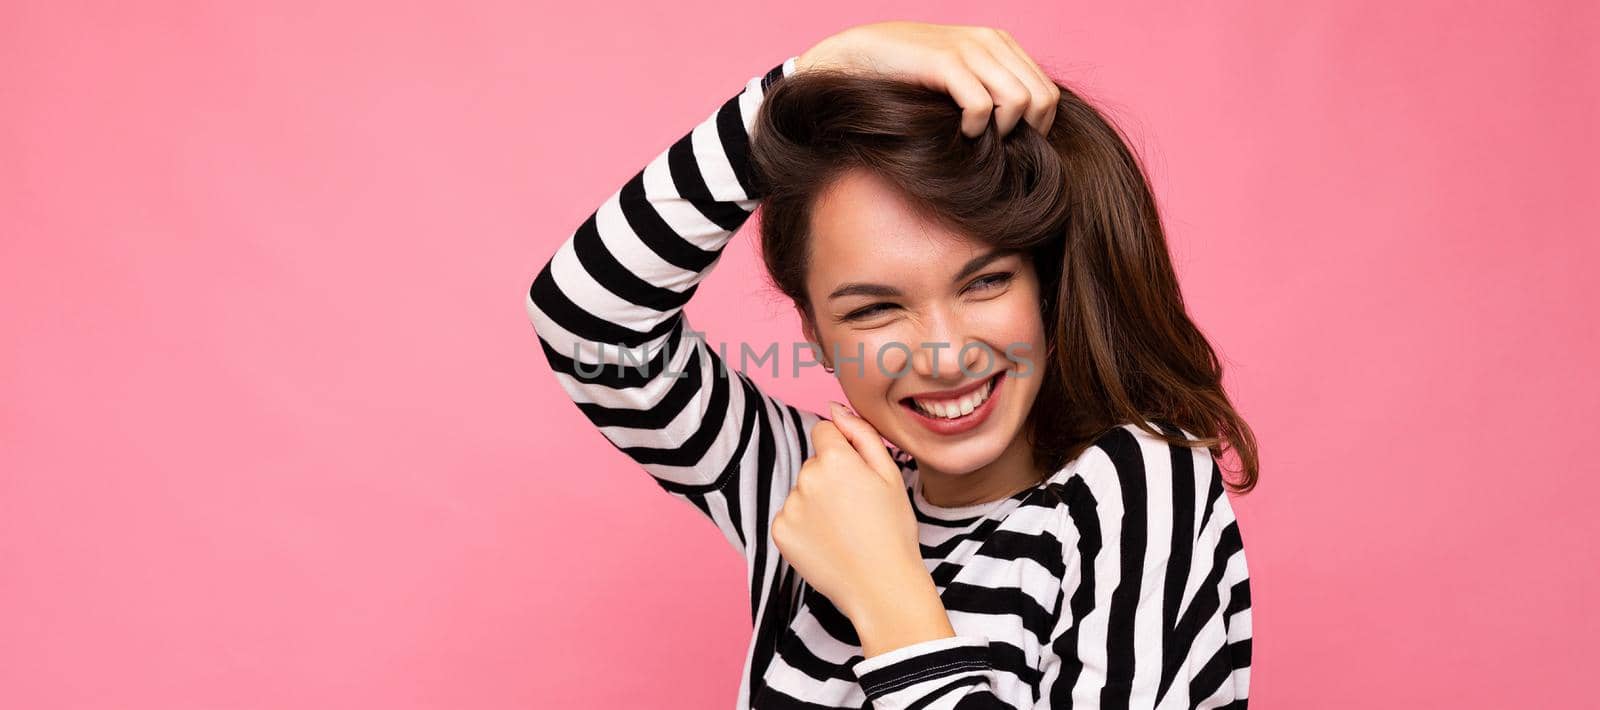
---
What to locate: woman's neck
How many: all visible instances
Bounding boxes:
[915,431,1048,508]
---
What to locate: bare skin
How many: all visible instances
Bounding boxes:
[767,21,1062,661]
[796,21,1059,137]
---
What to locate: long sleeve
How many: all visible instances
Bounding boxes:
[523,55,825,567]
[848,424,1253,709]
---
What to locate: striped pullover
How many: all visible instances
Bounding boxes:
[524,55,1253,709]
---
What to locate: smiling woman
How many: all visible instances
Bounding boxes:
[784,168,1053,506]
[749,62,1259,504]
[525,20,1255,710]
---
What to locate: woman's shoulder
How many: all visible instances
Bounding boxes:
[1045,420,1217,493]
[1036,419,1236,552]
[890,421,1217,500]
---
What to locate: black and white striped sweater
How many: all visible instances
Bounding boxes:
[525,54,1253,710]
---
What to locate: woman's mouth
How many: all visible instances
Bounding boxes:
[898,370,1006,435]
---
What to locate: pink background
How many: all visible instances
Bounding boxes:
[3,1,1597,707]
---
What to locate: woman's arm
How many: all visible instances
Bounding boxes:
[848,424,1254,709]
[525,20,1060,566]
[524,56,824,563]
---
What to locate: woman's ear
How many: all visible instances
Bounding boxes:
[796,303,828,368]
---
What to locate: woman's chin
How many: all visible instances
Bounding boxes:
[894,410,1029,477]
[895,431,1012,477]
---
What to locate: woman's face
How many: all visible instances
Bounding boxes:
[800,169,1048,477]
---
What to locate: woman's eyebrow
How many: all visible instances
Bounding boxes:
[827,248,1018,300]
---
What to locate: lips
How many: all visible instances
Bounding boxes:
[899,370,1003,405]
[899,370,1006,436]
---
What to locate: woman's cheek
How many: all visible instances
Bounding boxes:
[971,298,1040,356]
[850,330,906,381]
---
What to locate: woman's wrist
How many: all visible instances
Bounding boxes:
[795,32,854,75]
[795,43,822,74]
[846,567,956,658]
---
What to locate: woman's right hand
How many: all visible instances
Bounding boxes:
[795,21,1060,139]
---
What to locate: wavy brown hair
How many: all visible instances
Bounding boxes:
[747,67,1259,494]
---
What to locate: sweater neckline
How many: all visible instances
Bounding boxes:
[908,467,1035,521]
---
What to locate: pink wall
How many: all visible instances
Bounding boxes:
[3,1,1596,707]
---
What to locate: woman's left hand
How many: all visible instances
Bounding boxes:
[772,402,928,623]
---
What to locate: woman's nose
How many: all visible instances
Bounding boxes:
[909,316,983,382]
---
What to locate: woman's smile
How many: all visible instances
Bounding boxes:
[796,168,1048,483]
[898,369,1006,435]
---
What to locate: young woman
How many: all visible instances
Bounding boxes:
[526,21,1256,710]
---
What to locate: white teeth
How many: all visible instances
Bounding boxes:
[911,377,993,419]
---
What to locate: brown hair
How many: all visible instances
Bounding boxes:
[748,67,1259,494]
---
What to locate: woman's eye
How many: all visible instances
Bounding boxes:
[842,273,1013,321]
[844,304,894,321]
[968,272,1015,292]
